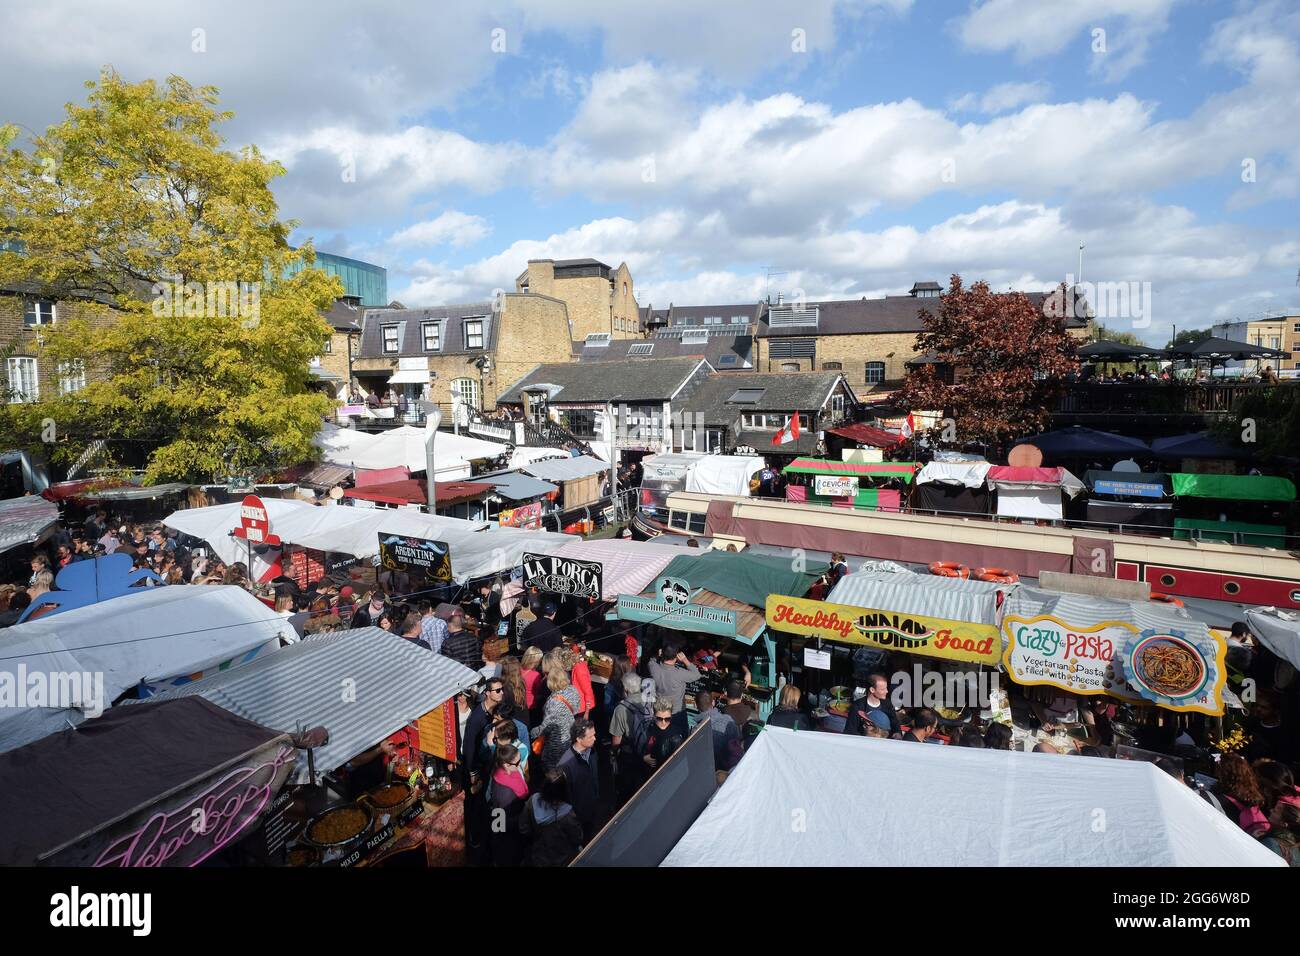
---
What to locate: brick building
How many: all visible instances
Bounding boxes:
[516,258,640,341]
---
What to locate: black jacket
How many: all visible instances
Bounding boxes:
[521,617,562,653]
[462,702,495,779]
[441,628,483,670]
[767,706,816,732]
[557,746,600,829]
[842,696,901,736]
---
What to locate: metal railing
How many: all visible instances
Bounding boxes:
[1056,381,1292,415]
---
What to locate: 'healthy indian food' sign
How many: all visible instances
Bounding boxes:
[765,595,1000,666]
[522,552,602,600]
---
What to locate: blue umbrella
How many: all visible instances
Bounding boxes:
[1014,426,1150,457]
[1149,431,1249,460]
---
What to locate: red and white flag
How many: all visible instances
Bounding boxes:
[898,413,916,439]
[771,414,801,446]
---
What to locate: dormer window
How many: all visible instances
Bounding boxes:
[464,318,484,349]
[381,324,400,354]
[422,322,441,351]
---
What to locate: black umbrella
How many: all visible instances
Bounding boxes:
[1078,340,1168,361]
[1168,336,1289,361]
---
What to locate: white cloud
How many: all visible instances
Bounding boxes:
[951,80,1051,113]
[952,0,1178,81]
[388,211,491,248]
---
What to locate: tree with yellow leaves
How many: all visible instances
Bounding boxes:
[0,71,340,482]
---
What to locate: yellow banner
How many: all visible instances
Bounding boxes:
[765,594,1001,666]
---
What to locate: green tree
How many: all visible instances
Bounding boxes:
[0,71,339,482]
[898,276,1079,444]
[1091,322,1144,346]
[1212,385,1300,460]
[1169,327,1212,348]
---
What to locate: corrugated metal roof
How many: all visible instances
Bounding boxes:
[127,628,481,784]
[827,570,1005,626]
[0,496,58,553]
[521,455,613,482]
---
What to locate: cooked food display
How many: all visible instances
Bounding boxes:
[1134,640,1204,698]
[368,783,412,808]
[307,806,370,846]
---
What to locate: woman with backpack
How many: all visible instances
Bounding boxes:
[520,770,584,866]
[610,672,653,805]
[1213,754,1270,837]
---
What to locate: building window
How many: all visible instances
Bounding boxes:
[822,361,842,370]
[24,300,55,326]
[58,360,86,395]
[682,428,696,451]
[703,316,722,325]
[322,337,332,353]
[780,362,800,372]
[564,408,599,439]
[623,282,628,296]
[706,428,723,453]
[422,322,441,351]
[742,412,809,430]
[830,393,845,416]
[7,357,38,403]
[452,377,479,413]
[730,315,747,324]
[381,324,399,353]
[688,512,707,534]
[464,319,484,349]
[1293,323,1300,334]
[866,361,886,384]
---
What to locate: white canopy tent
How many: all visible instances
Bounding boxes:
[0,586,289,754]
[164,499,574,582]
[828,569,1005,625]
[914,461,993,488]
[662,727,1284,867]
[1244,607,1300,670]
[685,455,765,496]
[313,423,510,478]
[124,628,481,784]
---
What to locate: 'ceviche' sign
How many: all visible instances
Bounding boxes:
[765,595,1000,665]
[522,553,602,600]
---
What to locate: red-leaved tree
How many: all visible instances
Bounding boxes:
[898,276,1079,445]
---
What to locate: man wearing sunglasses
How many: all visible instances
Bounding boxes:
[463,679,505,862]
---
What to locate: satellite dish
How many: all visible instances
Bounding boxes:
[1112,459,1141,473]
[329,486,344,500]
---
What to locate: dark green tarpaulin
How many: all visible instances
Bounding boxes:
[1169,473,1296,502]
[648,550,822,609]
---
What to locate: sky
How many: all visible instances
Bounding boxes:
[0,0,1297,344]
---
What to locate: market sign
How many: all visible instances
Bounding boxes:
[416,699,459,763]
[765,595,1000,666]
[498,501,543,529]
[814,475,858,497]
[47,742,297,867]
[1001,614,1135,699]
[522,552,602,599]
[1093,479,1164,498]
[232,494,280,545]
[378,534,452,584]
[1113,627,1226,715]
[616,594,737,639]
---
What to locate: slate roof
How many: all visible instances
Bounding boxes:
[679,371,848,422]
[760,291,1089,338]
[356,303,496,358]
[572,332,753,369]
[497,358,710,405]
[323,296,363,333]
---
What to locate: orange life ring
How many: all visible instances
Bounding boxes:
[974,567,1020,584]
[1149,591,1184,607]
[929,561,970,579]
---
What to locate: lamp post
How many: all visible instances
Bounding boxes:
[419,400,443,515]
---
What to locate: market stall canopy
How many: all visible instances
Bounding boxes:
[125,628,481,785]
[683,455,765,496]
[781,458,919,482]
[0,696,290,867]
[41,478,136,502]
[547,538,685,602]
[164,499,574,582]
[1169,336,1290,361]
[1083,470,1171,497]
[1077,340,1169,361]
[508,447,571,469]
[353,465,410,487]
[1243,608,1300,671]
[0,585,289,754]
[662,728,1282,867]
[1013,426,1150,458]
[985,466,1085,495]
[0,495,58,554]
[1169,473,1296,502]
[520,455,614,483]
[641,452,706,483]
[914,461,993,488]
[1149,431,1250,461]
[343,479,494,508]
[828,569,1004,626]
[476,471,559,501]
[61,481,191,502]
[313,423,509,477]
[653,550,822,610]
[826,422,904,448]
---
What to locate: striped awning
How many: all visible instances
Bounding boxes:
[782,458,918,482]
[125,628,481,784]
[827,570,1005,627]
[0,496,59,554]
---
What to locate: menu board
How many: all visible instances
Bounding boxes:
[378,534,452,585]
[416,699,459,763]
[288,549,325,590]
